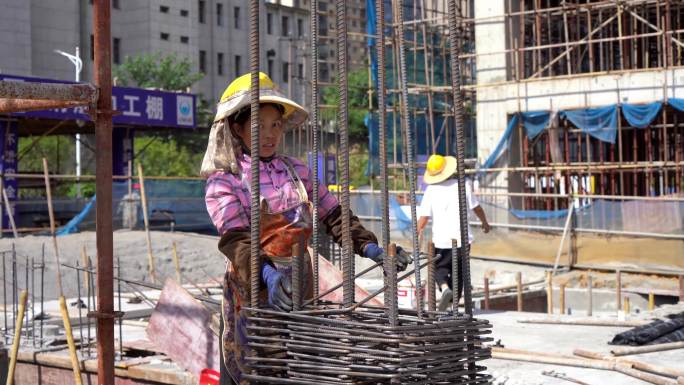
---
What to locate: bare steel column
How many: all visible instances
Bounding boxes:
[93,0,115,383]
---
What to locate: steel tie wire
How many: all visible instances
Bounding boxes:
[394,0,423,318]
[446,0,473,315]
[249,0,261,307]
[310,0,320,304]
[336,0,353,308]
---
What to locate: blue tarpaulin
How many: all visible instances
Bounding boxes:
[56,197,96,235]
[521,111,551,139]
[560,105,618,144]
[668,98,684,113]
[510,208,569,220]
[481,114,518,172]
[366,0,378,86]
[622,102,662,129]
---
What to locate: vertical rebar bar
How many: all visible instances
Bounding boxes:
[310,0,320,305]
[2,251,6,344]
[587,274,593,317]
[377,0,390,255]
[40,245,44,345]
[546,270,553,314]
[76,260,84,352]
[516,272,523,312]
[24,257,28,343]
[117,257,123,359]
[248,0,261,308]
[336,0,353,308]
[291,237,303,312]
[447,0,473,315]
[86,256,92,357]
[395,0,423,318]
[560,283,566,315]
[385,244,398,326]
[616,269,622,312]
[12,244,16,329]
[30,257,35,347]
[452,239,460,312]
[427,242,436,312]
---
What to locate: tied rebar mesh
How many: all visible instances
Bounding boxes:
[447,0,473,315]
[395,0,423,318]
[310,0,320,304]
[248,0,261,307]
[243,306,493,384]
[336,0,353,308]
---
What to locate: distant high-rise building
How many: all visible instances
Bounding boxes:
[0,0,313,108]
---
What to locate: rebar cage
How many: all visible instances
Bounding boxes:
[239,0,491,383]
[243,305,492,385]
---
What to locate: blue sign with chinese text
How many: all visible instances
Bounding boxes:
[0,74,196,128]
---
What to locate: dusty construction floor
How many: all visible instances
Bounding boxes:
[2,230,682,384]
[481,308,684,385]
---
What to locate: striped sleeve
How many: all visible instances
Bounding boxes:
[205,173,250,234]
[291,159,339,220]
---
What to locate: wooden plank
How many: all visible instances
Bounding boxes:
[116,355,170,369]
[146,278,220,377]
[14,362,172,385]
[123,339,167,355]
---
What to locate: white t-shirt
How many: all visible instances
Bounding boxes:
[418,178,479,249]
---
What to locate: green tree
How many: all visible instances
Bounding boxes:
[135,136,204,176]
[321,69,374,187]
[113,52,204,91]
[322,69,374,142]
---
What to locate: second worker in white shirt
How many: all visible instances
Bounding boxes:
[417,154,491,311]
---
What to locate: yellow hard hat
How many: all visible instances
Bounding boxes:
[214,72,308,128]
[423,154,457,185]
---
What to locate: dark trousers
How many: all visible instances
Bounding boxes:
[434,247,464,299]
[219,315,236,385]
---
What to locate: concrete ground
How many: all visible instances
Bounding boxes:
[479,310,684,385]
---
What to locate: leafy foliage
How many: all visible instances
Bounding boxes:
[322,69,375,142]
[113,52,204,91]
[135,136,204,177]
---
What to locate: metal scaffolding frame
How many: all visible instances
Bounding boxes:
[0,0,116,384]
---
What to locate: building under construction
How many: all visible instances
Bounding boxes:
[0,1,683,385]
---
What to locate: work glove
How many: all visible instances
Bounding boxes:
[261,263,293,312]
[363,243,412,272]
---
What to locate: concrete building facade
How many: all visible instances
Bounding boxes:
[473,0,684,208]
[0,0,312,107]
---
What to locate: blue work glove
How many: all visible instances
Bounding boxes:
[261,263,293,312]
[363,243,412,272]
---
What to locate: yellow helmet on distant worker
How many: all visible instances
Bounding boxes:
[214,72,308,128]
[423,154,457,185]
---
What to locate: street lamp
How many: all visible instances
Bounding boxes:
[54,47,83,198]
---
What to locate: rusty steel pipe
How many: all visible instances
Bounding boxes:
[0,81,96,104]
[93,0,115,384]
[0,99,89,114]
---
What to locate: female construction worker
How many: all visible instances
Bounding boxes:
[201,72,411,383]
